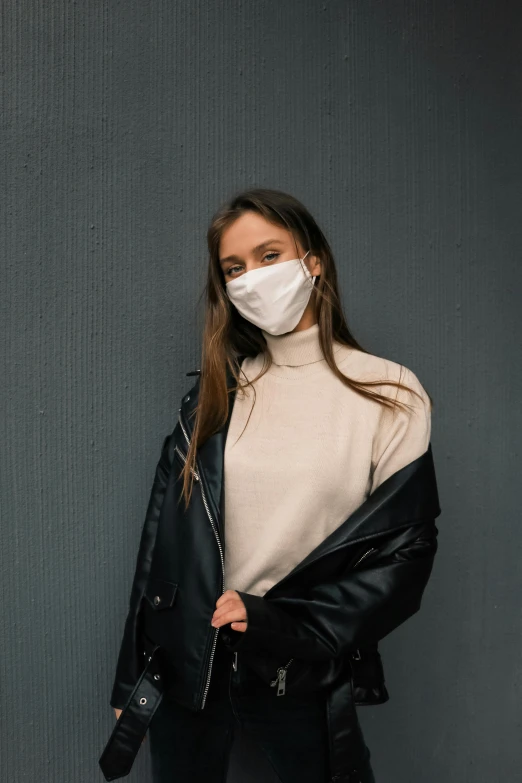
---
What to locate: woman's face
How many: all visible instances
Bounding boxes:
[218,211,321,283]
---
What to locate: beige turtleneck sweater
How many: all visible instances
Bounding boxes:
[223,322,431,597]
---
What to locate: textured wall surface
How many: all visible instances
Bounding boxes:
[2,1,521,781]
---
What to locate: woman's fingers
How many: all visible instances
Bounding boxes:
[211,592,247,628]
[215,589,242,608]
[211,605,247,627]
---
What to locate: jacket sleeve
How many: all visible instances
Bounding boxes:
[221,518,439,663]
[109,430,174,709]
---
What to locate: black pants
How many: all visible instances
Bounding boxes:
[148,631,376,783]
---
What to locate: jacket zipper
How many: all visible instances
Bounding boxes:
[174,444,200,481]
[268,548,377,696]
[352,546,377,568]
[270,658,294,696]
[178,410,225,710]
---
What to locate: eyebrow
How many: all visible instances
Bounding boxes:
[219,238,285,266]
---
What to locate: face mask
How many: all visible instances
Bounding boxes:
[225,251,317,335]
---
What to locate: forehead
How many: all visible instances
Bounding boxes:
[219,211,292,256]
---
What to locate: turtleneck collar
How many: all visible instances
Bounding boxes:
[261,322,333,366]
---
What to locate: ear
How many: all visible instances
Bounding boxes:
[310,254,322,277]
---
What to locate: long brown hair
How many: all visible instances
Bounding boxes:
[180,187,432,507]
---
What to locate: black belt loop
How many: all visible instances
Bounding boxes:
[98,643,164,781]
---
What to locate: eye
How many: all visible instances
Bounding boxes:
[225,252,280,279]
[227,265,242,276]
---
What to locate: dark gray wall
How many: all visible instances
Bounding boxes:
[2,1,521,781]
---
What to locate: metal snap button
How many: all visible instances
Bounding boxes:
[139,697,147,705]
[184,394,190,402]
[153,595,161,606]
[153,673,160,680]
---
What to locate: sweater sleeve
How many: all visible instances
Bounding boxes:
[370,365,431,494]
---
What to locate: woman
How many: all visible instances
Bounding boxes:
[99,188,440,783]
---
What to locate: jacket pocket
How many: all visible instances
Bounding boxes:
[352,545,379,568]
[244,652,346,697]
[143,578,178,610]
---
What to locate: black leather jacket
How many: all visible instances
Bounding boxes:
[99,361,441,783]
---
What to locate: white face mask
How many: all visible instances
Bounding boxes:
[225,251,316,335]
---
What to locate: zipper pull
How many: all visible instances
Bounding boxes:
[276,668,287,696]
[232,651,238,671]
[270,667,287,696]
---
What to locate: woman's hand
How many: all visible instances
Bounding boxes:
[211,589,248,632]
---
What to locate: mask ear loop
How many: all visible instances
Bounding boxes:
[299,249,317,287]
